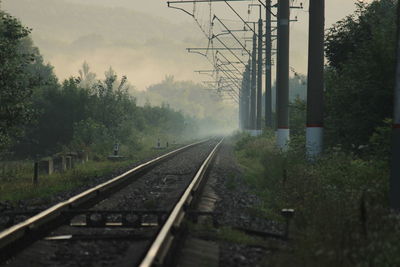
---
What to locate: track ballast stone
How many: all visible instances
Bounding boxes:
[209,142,283,267]
[2,140,218,267]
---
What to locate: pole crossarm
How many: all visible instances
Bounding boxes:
[218,68,242,81]
[188,45,245,80]
[195,69,240,73]
[215,80,240,99]
[189,46,244,96]
[204,80,240,103]
[224,1,257,35]
[216,61,243,65]
[270,2,304,9]
[221,29,250,33]
[271,19,298,23]
[167,3,194,17]
[216,69,242,91]
[166,0,278,109]
[189,51,208,57]
[212,15,251,56]
[216,51,244,74]
[213,34,247,66]
[257,0,277,17]
[187,47,244,51]
[167,0,252,4]
[217,68,242,91]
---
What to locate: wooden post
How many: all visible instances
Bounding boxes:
[33,162,39,185]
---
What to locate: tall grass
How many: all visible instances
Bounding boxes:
[0,144,179,204]
[0,160,131,203]
[233,132,400,266]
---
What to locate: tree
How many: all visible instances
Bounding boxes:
[78,61,97,90]
[0,12,34,150]
[324,0,397,150]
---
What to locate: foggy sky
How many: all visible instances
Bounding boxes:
[2,0,369,91]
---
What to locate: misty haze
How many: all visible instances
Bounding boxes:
[1,0,400,266]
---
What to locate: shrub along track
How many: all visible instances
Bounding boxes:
[0,138,222,267]
[0,144,194,230]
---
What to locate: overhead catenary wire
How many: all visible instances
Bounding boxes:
[167,0,267,104]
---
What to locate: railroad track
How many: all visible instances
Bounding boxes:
[0,138,223,266]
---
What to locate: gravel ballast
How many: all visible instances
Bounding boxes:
[203,141,285,267]
[2,140,219,267]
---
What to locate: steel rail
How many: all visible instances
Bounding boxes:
[0,139,210,255]
[139,138,224,267]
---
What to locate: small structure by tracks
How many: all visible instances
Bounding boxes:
[0,138,223,266]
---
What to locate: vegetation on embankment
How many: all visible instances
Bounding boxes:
[0,144,180,203]
[234,132,399,266]
[0,159,129,203]
[233,1,400,265]
[0,8,229,203]
[0,9,196,160]
[324,0,397,151]
[0,7,233,162]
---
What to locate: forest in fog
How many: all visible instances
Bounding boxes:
[0,6,236,160]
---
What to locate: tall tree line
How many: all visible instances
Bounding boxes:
[0,11,192,159]
[324,0,397,155]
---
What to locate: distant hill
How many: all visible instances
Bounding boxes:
[2,0,195,42]
[61,0,176,21]
[1,0,209,90]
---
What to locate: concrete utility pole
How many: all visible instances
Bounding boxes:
[241,64,251,130]
[276,0,290,150]
[256,9,263,133]
[246,63,251,129]
[265,0,273,128]
[250,33,258,132]
[306,0,325,158]
[239,81,244,130]
[390,2,400,210]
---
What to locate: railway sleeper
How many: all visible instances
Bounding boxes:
[62,210,169,228]
[44,232,153,241]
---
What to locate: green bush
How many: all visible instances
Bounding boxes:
[233,133,399,266]
[324,0,397,150]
